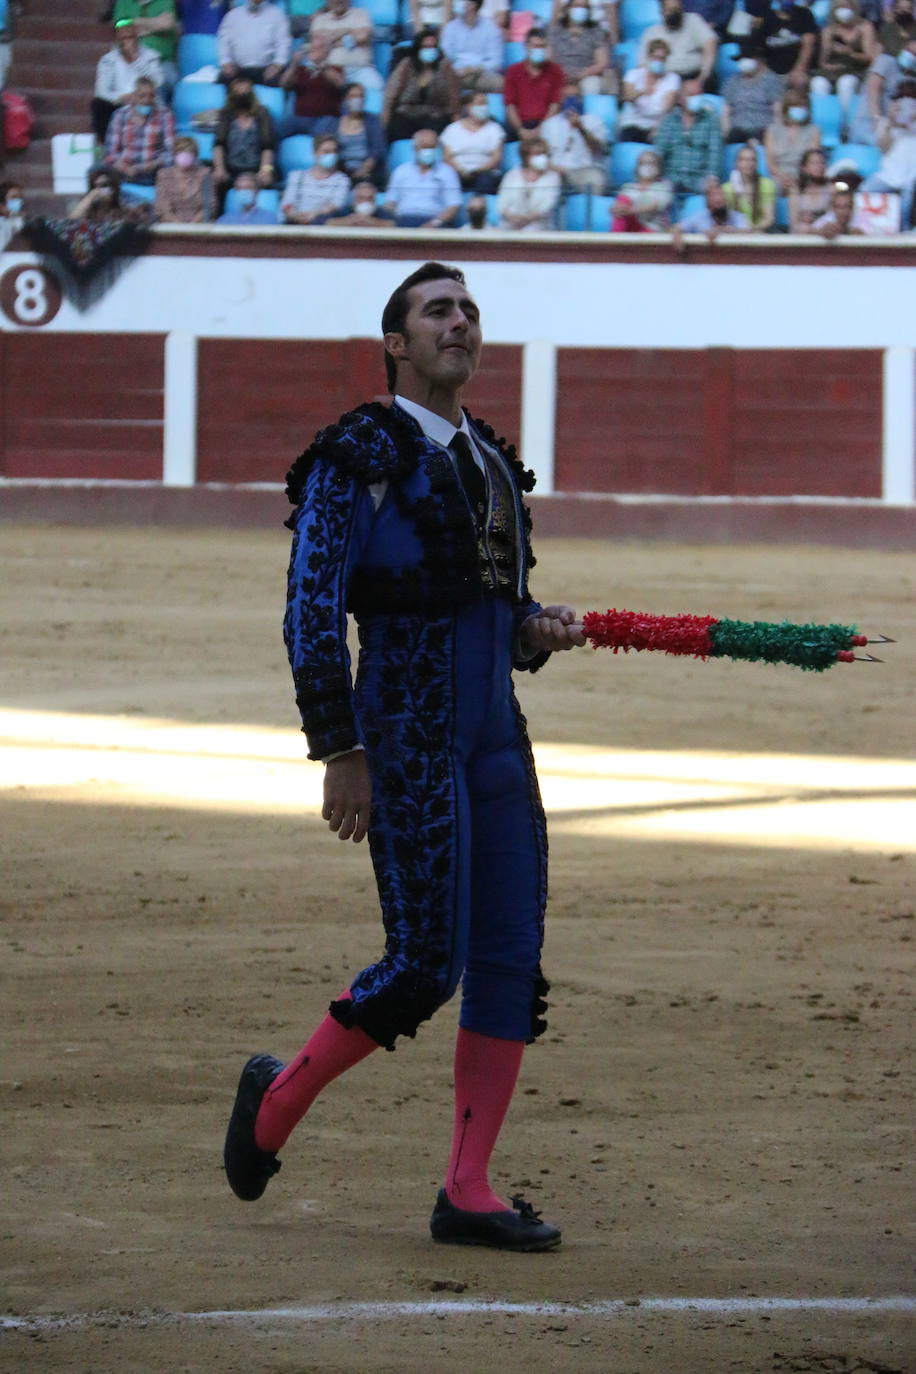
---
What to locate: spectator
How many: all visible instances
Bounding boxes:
[721,41,785,143]
[653,78,723,193]
[789,145,832,228]
[279,33,344,137]
[441,91,506,192]
[811,182,866,234]
[310,0,381,90]
[611,146,674,227]
[92,20,163,144]
[723,141,775,227]
[325,177,395,222]
[811,0,874,112]
[0,182,24,218]
[619,37,680,140]
[675,172,748,236]
[154,133,215,220]
[112,0,179,95]
[383,126,463,225]
[764,88,821,193]
[550,0,619,47]
[638,0,717,85]
[335,81,387,184]
[176,0,228,35]
[213,76,276,197]
[682,0,734,42]
[548,0,615,95]
[462,193,495,228]
[217,169,279,222]
[383,29,461,142]
[541,80,609,191]
[759,0,818,88]
[217,0,291,85]
[282,133,351,220]
[440,0,504,91]
[873,0,914,60]
[496,133,561,228]
[408,0,451,34]
[862,82,916,226]
[851,36,916,143]
[103,76,175,183]
[504,28,565,142]
[70,165,138,217]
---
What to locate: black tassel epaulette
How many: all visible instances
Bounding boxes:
[284,403,419,520]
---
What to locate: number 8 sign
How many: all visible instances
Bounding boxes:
[0,264,63,327]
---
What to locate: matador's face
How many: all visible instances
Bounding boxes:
[390,278,483,392]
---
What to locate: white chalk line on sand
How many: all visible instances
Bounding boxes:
[3,1297,915,1333]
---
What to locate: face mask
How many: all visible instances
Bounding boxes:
[419,45,439,61]
[95,184,113,200]
[6,197,23,213]
[648,58,666,73]
[471,103,489,120]
[354,198,375,214]
[529,47,547,63]
[453,0,467,11]
[233,94,254,110]
[893,94,916,122]
[562,95,584,114]
[347,96,364,113]
[637,161,658,178]
[136,103,153,116]
[417,145,437,164]
[787,104,809,121]
[898,48,916,68]
[664,9,683,26]
[570,5,589,20]
[835,6,853,18]
[318,151,337,168]
[238,188,256,207]
[529,152,549,170]
[685,93,704,112]
[737,56,757,73]
[175,150,195,169]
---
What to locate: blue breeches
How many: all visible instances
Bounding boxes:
[330,598,548,1050]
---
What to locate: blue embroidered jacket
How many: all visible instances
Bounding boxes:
[283,401,548,761]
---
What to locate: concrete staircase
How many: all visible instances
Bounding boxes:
[8,0,109,216]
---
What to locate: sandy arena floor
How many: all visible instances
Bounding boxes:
[0,524,913,1374]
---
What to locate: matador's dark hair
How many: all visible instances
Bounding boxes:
[380,261,466,392]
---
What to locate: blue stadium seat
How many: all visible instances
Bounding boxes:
[505,41,526,64]
[487,91,506,123]
[614,39,640,75]
[583,93,618,136]
[678,193,705,222]
[502,140,522,171]
[811,93,843,149]
[774,195,789,230]
[177,34,219,78]
[373,41,393,73]
[122,182,157,203]
[278,134,314,173]
[620,0,661,40]
[716,41,741,82]
[254,84,286,123]
[589,193,616,230]
[563,193,589,229]
[485,193,501,224]
[723,141,768,176]
[831,142,881,178]
[811,0,830,20]
[388,138,415,168]
[610,140,645,187]
[172,80,226,133]
[363,86,383,115]
[527,0,554,18]
[224,188,280,216]
[364,0,399,23]
[192,131,216,162]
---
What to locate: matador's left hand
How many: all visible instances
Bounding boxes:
[519,604,587,655]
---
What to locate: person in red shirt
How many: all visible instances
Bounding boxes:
[279,32,345,138]
[503,28,564,142]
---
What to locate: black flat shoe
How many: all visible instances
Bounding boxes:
[429,1189,561,1252]
[223,1053,284,1201]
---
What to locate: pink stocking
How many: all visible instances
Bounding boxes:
[444,1026,525,1213]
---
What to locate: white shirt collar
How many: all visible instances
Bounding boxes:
[394,395,472,449]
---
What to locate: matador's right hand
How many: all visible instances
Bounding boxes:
[323,750,372,843]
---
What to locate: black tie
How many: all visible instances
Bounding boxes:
[449,432,486,520]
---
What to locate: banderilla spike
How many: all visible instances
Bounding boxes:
[866,634,896,644]
[855,653,884,663]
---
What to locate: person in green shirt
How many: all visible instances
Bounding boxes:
[113,0,179,93]
[723,142,776,231]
